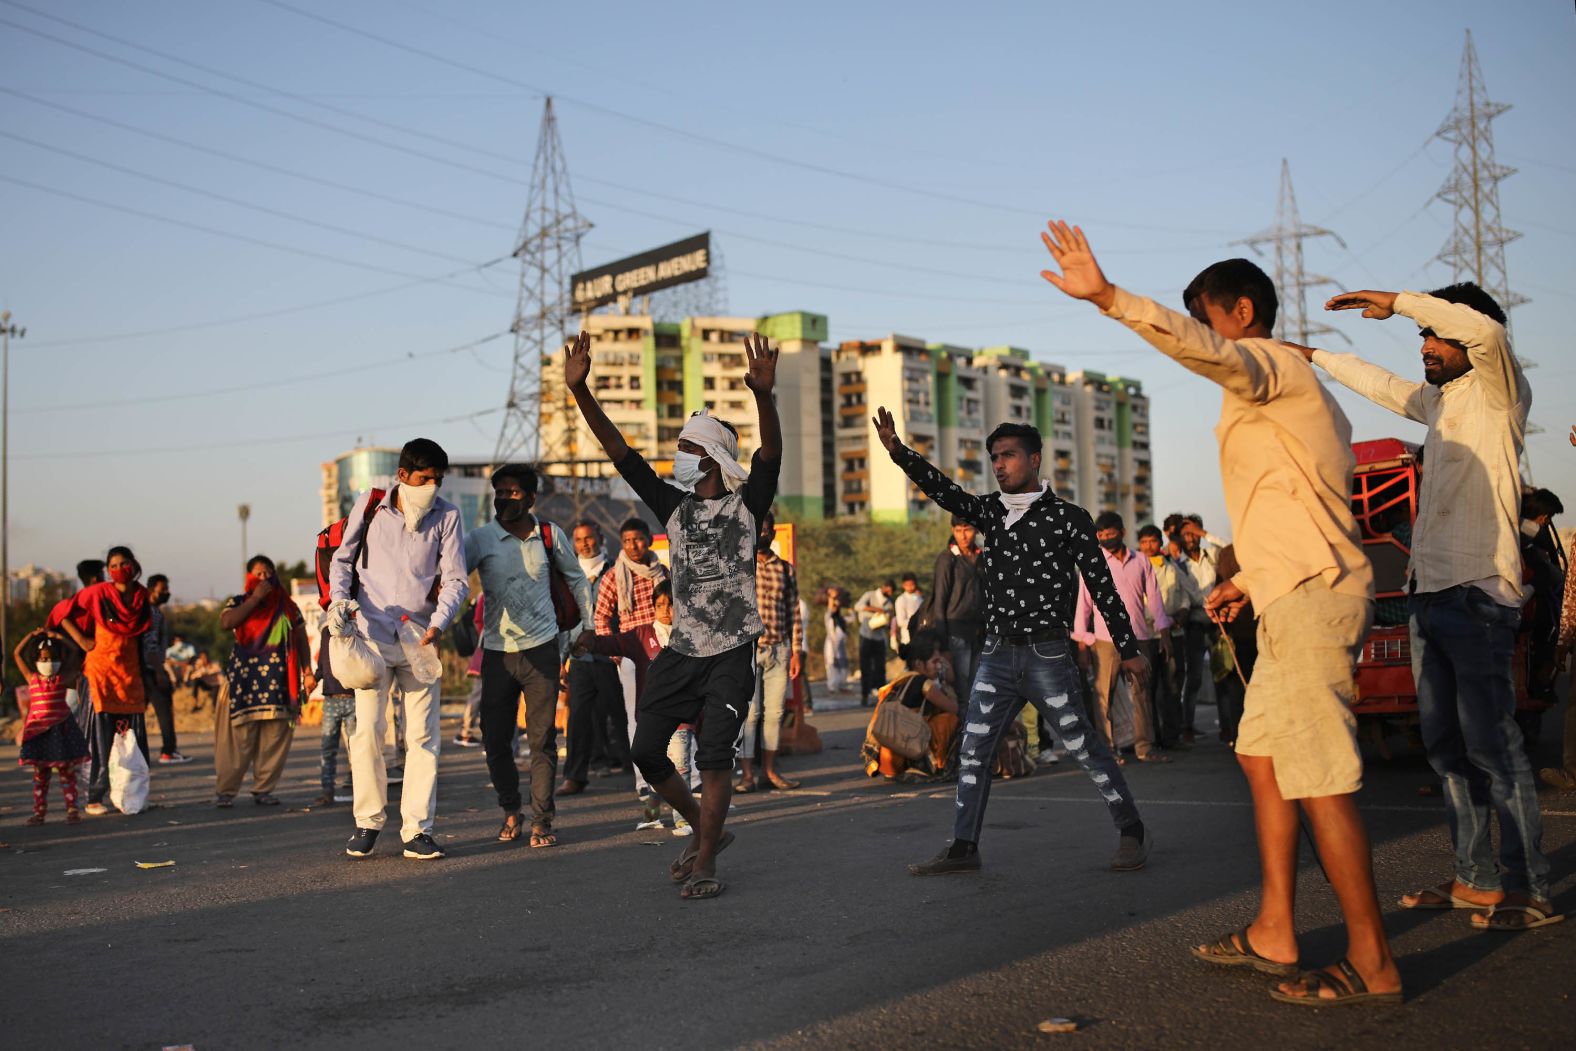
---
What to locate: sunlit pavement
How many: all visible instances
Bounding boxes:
[2,697,1572,1050]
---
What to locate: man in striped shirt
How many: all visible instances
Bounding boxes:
[740,512,804,792]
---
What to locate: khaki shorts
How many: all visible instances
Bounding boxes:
[1235,577,1372,799]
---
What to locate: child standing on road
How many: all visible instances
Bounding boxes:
[13,629,88,825]
[567,329,782,900]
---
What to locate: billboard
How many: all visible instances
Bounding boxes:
[571,233,710,311]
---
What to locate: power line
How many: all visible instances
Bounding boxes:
[16,333,508,414]
[22,259,508,349]
[0,128,485,267]
[13,406,505,462]
[0,86,516,233]
[0,172,517,292]
[250,0,1234,236]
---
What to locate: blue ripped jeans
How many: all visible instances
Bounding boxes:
[953,635,1142,844]
[1411,586,1549,899]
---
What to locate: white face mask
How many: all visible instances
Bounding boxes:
[1519,519,1542,538]
[37,661,60,678]
[400,482,439,533]
[672,451,708,490]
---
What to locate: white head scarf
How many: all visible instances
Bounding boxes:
[678,410,751,492]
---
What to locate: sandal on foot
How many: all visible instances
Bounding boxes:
[1270,959,1402,1007]
[253,792,280,806]
[670,829,735,882]
[1470,901,1565,932]
[680,875,726,900]
[765,776,801,790]
[25,813,45,826]
[66,808,82,825]
[214,795,235,809]
[1399,880,1489,910]
[498,813,524,842]
[529,826,558,849]
[1190,926,1298,976]
[732,778,758,794]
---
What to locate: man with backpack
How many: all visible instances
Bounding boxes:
[328,438,468,861]
[464,463,594,847]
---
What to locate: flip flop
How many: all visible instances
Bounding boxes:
[1269,959,1403,1007]
[670,829,734,882]
[733,778,758,794]
[1190,926,1299,977]
[529,827,558,849]
[765,777,801,790]
[1398,881,1487,910]
[1470,902,1565,932]
[680,876,726,900]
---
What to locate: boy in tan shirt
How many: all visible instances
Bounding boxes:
[1039,221,1400,1007]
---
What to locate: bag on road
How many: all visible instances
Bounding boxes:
[108,725,150,814]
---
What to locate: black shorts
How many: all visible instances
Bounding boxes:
[635,641,756,773]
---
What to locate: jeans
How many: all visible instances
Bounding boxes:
[480,643,560,824]
[320,695,356,793]
[741,641,790,758]
[143,672,178,756]
[948,635,981,707]
[1179,620,1209,732]
[668,726,700,790]
[1411,586,1549,899]
[565,658,625,783]
[859,636,888,701]
[1151,633,1185,746]
[953,636,1141,844]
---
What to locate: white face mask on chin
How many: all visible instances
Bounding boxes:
[400,482,439,533]
[37,661,60,678]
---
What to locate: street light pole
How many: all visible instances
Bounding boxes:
[1,311,25,681]
[237,503,251,569]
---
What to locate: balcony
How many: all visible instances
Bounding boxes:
[837,381,867,395]
[838,403,867,417]
[841,469,869,482]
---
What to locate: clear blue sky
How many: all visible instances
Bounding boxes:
[3,0,1573,599]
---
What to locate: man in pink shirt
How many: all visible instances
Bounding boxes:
[1073,511,1173,763]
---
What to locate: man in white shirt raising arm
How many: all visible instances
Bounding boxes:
[1301,285,1557,933]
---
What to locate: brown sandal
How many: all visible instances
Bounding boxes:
[529,826,558,849]
[498,813,523,842]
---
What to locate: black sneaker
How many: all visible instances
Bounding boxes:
[345,827,379,858]
[908,844,981,876]
[403,832,446,860]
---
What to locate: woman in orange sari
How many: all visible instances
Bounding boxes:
[862,631,960,781]
[50,545,152,816]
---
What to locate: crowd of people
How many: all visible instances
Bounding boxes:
[10,221,1573,1001]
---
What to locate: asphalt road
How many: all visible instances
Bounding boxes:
[2,696,1572,1051]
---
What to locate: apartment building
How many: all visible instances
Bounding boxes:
[530,312,1156,528]
[538,311,824,494]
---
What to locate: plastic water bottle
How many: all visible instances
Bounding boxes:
[399,615,443,685]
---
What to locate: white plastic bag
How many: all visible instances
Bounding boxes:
[108,727,150,815]
[329,610,386,692]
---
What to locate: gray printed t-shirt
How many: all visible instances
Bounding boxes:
[615,449,779,658]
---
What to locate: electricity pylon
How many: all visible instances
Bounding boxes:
[494,97,592,467]
[1234,159,1348,346]
[1433,30,1528,334]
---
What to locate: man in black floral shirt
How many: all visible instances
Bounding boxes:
[874,409,1152,874]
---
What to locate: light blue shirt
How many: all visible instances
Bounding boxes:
[463,517,594,653]
[329,486,469,645]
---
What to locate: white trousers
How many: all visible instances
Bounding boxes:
[350,640,441,840]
